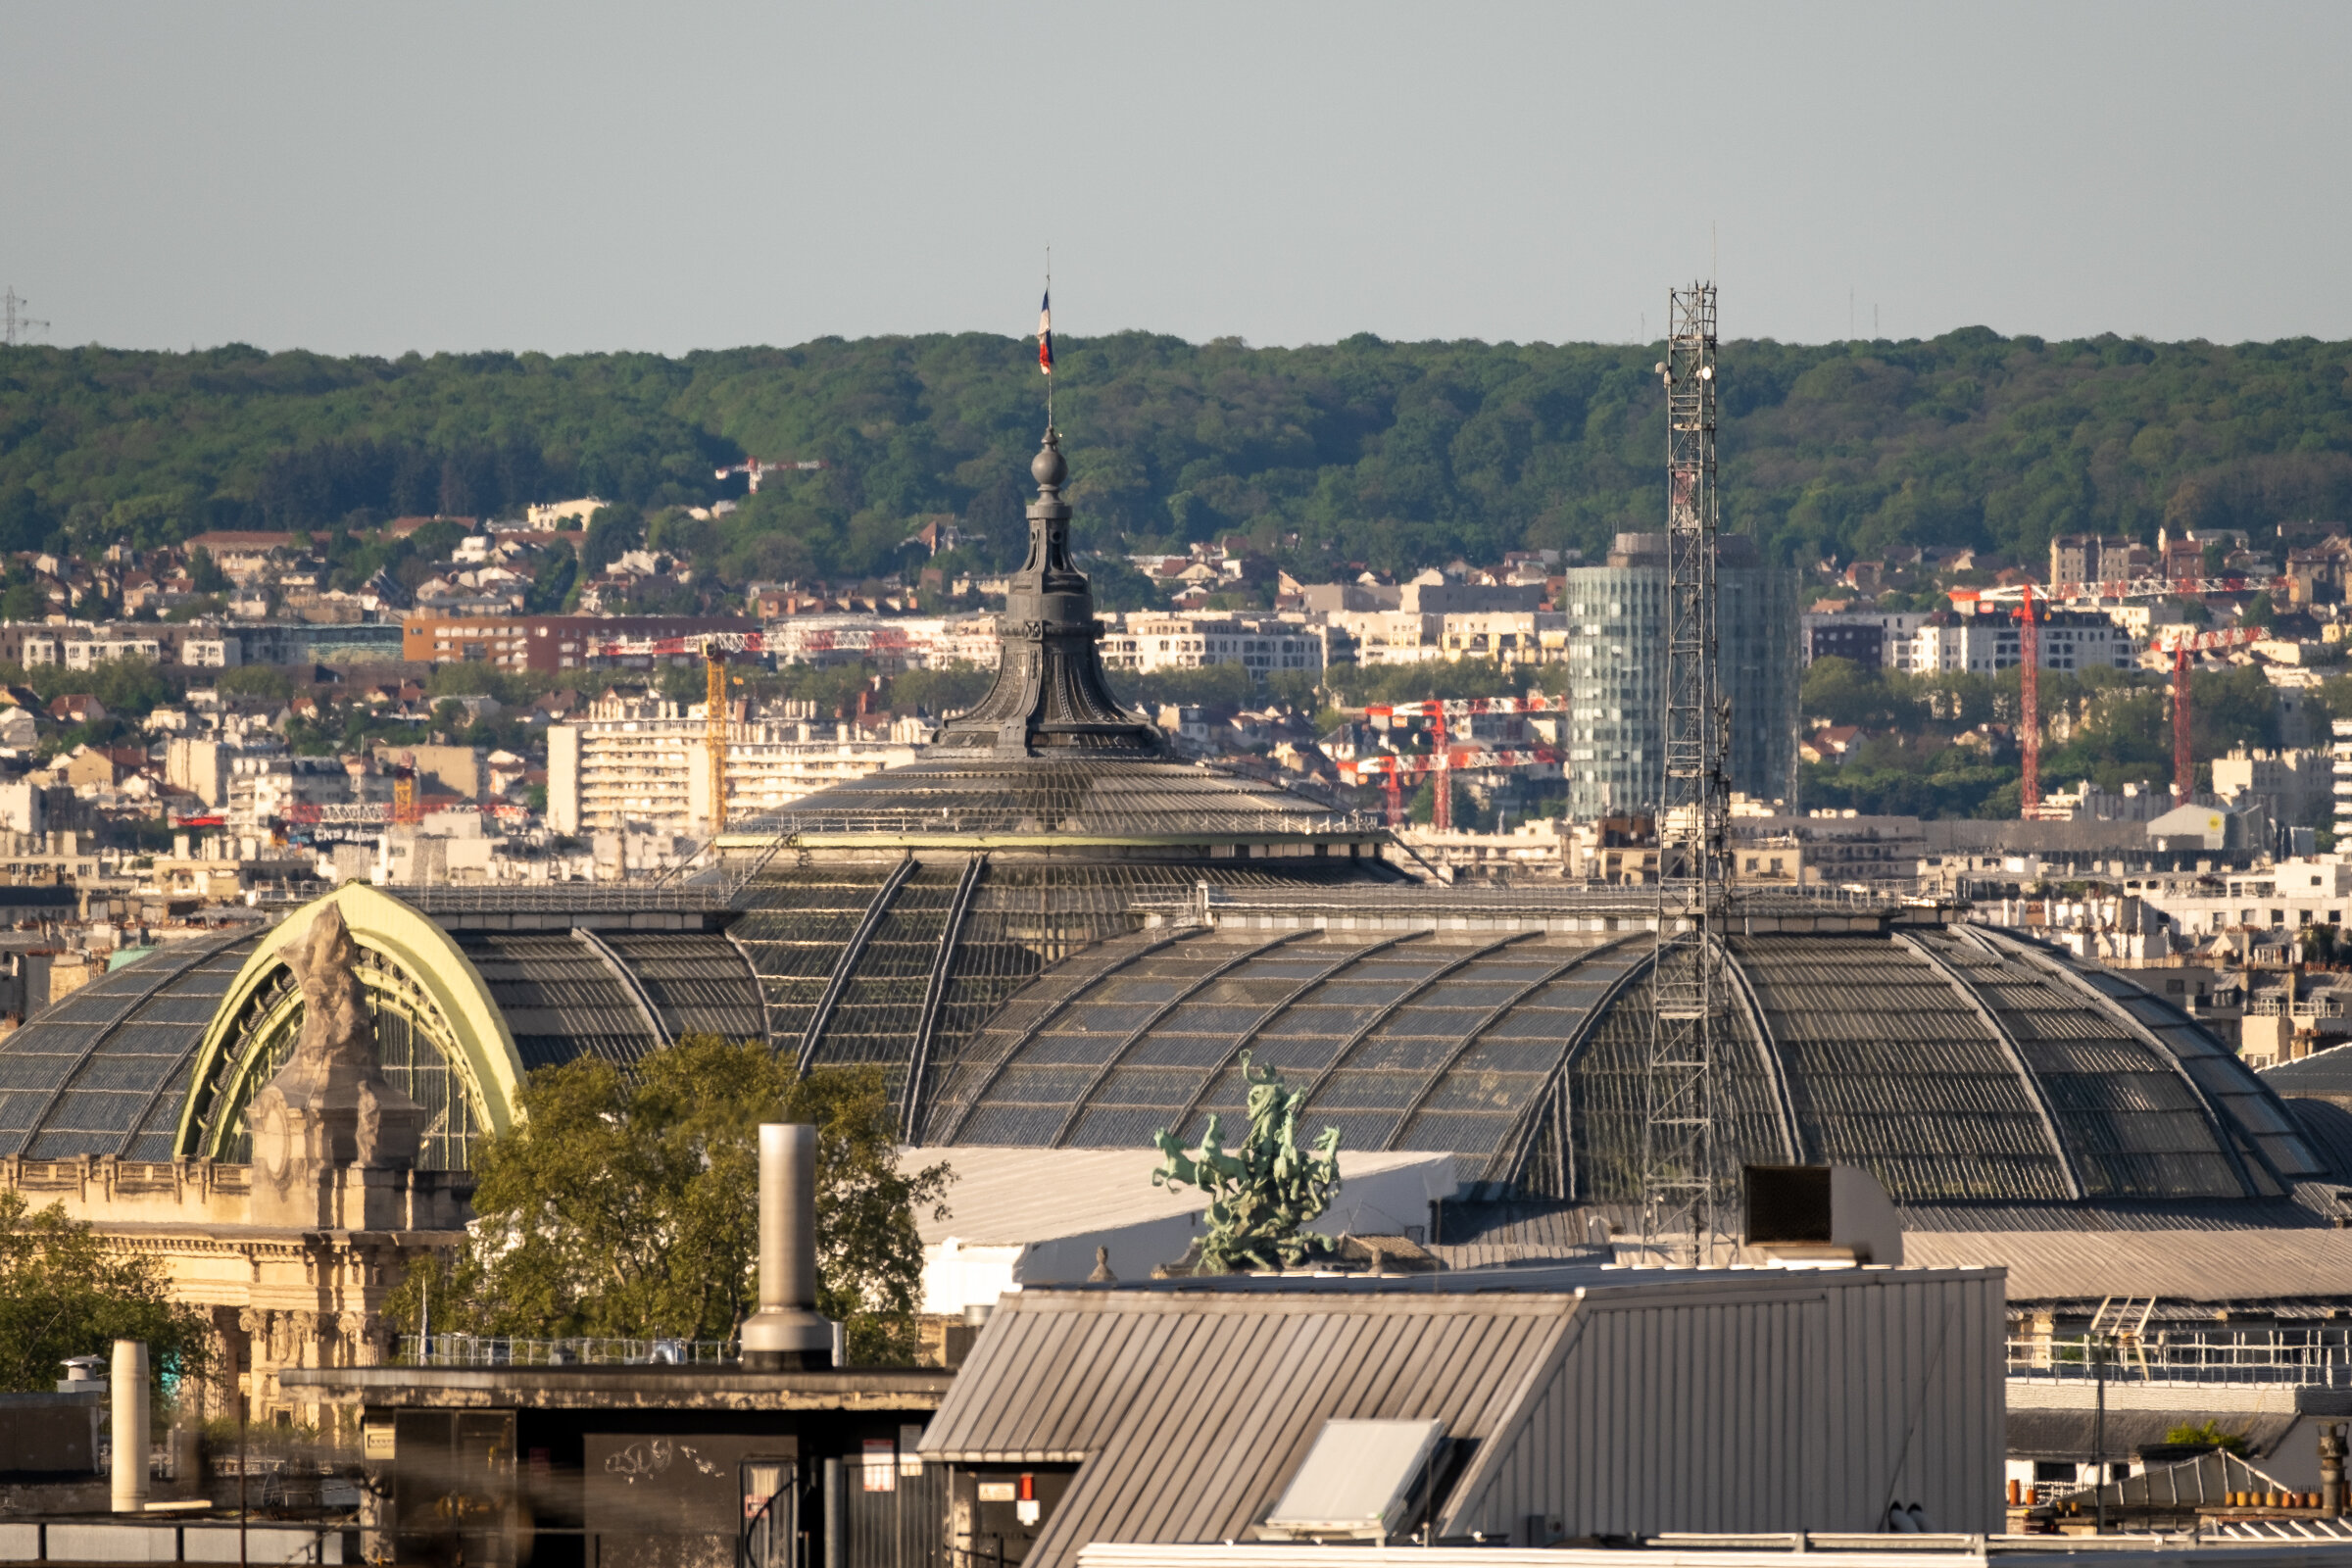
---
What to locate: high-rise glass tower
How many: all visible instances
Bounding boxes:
[1556,532,1798,818]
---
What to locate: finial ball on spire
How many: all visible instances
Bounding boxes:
[1032,434,1067,490]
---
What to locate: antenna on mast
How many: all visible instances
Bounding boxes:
[1639,280,1731,1266]
[2,289,49,347]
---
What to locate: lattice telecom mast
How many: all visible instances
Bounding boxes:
[1639,282,1731,1263]
[2,289,49,348]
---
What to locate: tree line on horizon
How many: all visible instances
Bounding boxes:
[2,328,2349,586]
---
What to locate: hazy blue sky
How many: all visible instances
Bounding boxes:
[3,2,2346,356]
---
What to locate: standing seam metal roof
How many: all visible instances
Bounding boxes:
[918,1289,1570,1568]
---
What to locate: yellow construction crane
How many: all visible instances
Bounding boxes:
[590,631,770,834]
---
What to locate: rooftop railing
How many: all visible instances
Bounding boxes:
[2009,1332,2352,1388]
[396,1333,738,1367]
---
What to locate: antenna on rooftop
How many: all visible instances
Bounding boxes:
[2,289,49,347]
[1639,281,1731,1266]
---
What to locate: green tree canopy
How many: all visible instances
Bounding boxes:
[390,1044,952,1364]
[0,1190,211,1396]
[6,329,2352,581]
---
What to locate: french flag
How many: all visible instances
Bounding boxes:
[1037,290,1054,375]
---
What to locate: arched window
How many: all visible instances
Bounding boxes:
[192,944,485,1172]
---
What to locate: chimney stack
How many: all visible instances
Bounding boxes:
[741,1124,833,1370]
[111,1340,148,1513]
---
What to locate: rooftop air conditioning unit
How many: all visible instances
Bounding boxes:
[1743,1163,1904,1265]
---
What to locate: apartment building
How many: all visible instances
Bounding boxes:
[2212,746,2331,829]
[1101,613,1330,680]
[225,755,389,835]
[546,694,930,836]
[1906,607,2135,674]
[758,613,1000,670]
[1800,609,1936,670]
[0,620,244,669]
[401,613,754,671]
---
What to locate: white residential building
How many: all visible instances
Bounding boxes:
[1321,609,1443,665]
[2335,718,2352,841]
[546,695,931,836]
[523,497,608,530]
[1101,614,1329,680]
[758,614,999,671]
[1432,610,1568,666]
[1906,609,2135,674]
[2212,746,2331,829]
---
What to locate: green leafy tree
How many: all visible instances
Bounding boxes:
[0,1190,210,1396]
[388,1043,951,1364]
[524,550,577,613]
[581,506,641,577]
[2164,1420,2247,1455]
[188,549,229,595]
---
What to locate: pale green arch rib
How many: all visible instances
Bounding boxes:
[172,882,525,1157]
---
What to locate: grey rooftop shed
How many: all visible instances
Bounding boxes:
[916,1265,2006,1564]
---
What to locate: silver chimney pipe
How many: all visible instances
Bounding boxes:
[742,1123,834,1370]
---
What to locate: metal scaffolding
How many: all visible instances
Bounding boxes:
[1640,281,1732,1261]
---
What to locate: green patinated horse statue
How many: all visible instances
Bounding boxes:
[1150,1051,1343,1273]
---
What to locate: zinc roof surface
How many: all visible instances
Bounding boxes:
[2263,1043,2352,1096]
[917,1288,1573,1568]
[1903,1227,2352,1303]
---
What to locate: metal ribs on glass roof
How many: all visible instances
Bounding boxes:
[794,855,915,1074]
[938,923,2327,1209]
[900,853,986,1140]
[1147,932,1426,1153]
[941,931,1646,1167]
[1049,929,1315,1148]
[0,928,259,1160]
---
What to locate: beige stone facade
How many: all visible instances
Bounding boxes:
[1,1153,466,1433]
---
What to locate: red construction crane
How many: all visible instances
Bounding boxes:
[1351,695,1569,831]
[714,458,826,492]
[1967,573,2293,607]
[588,632,774,831]
[1362,695,1567,720]
[1342,745,1562,830]
[2151,624,2266,805]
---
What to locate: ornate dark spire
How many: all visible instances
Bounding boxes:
[932,428,1163,757]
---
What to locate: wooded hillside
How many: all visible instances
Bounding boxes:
[3,329,2348,580]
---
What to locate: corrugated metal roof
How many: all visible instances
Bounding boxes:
[1904,1227,2352,1303]
[929,1266,2007,1555]
[918,1288,1572,1568]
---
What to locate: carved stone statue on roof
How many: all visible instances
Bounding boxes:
[247,904,426,1227]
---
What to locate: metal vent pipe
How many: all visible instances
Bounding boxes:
[742,1123,834,1370]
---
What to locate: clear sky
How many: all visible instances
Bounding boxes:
[3,1,2346,357]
